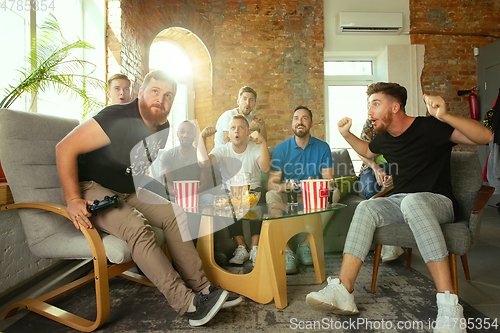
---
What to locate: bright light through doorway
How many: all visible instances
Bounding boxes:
[149,41,192,80]
[149,41,191,151]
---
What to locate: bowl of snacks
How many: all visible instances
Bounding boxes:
[248,191,261,208]
[242,210,259,220]
[213,194,230,210]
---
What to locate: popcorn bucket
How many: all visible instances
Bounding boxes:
[300,179,329,210]
[173,180,200,208]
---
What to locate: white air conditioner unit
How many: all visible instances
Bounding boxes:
[337,12,403,35]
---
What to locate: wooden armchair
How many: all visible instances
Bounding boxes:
[0,109,167,332]
[370,151,494,295]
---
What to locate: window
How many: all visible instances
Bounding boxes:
[324,61,372,76]
[325,61,374,175]
[0,10,30,112]
[0,1,106,120]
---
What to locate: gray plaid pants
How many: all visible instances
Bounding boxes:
[343,193,454,263]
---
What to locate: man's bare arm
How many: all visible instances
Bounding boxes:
[338,117,377,159]
[197,126,217,168]
[55,119,111,229]
[251,113,267,142]
[321,167,334,180]
[359,155,392,187]
[251,131,271,173]
[424,94,493,145]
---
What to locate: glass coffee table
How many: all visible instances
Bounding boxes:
[186,202,347,309]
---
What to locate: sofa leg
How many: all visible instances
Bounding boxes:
[461,254,471,281]
[406,248,412,271]
[371,244,383,293]
[449,254,459,296]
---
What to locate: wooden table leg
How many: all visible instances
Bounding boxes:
[261,213,326,309]
[260,219,288,308]
[196,210,325,309]
[196,214,274,305]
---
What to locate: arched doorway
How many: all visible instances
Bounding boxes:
[149,27,212,150]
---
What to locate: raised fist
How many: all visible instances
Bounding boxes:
[201,126,217,138]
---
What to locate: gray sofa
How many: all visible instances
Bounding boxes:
[323,149,364,252]
[213,148,364,259]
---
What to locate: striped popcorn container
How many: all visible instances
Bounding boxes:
[173,180,200,208]
[300,179,329,210]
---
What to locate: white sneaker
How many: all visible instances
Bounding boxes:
[249,246,258,266]
[229,245,249,265]
[381,245,404,263]
[434,291,466,333]
[306,277,359,314]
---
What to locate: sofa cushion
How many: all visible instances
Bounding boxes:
[323,192,364,252]
[335,176,357,200]
[331,149,356,178]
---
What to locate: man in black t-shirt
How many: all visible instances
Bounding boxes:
[56,70,240,327]
[305,82,492,333]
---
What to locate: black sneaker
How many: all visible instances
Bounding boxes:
[185,287,228,326]
[209,285,243,308]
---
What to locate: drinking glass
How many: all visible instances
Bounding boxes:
[285,178,299,205]
[328,179,336,205]
[230,172,251,213]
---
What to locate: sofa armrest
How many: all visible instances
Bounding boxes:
[471,185,495,214]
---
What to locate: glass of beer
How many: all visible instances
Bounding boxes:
[230,172,251,214]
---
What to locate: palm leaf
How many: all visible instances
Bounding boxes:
[0,13,105,118]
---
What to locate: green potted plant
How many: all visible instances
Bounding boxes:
[0,13,105,116]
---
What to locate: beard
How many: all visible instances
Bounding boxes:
[139,98,170,128]
[293,125,310,138]
[372,110,393,133]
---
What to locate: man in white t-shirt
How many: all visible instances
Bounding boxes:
[159,121,212,201]
[214,86,267,147]
[198,115,271,266]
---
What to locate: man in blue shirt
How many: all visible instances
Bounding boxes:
[267,105,340,274]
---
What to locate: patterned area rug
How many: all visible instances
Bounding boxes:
[3,253,496,333]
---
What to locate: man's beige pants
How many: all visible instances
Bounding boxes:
[78,181,209,315]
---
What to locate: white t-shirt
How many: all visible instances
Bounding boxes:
[214,108,254,147]
[158,146,200,180]
[209,142,262,189]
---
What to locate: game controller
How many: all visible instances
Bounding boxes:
[87,195,119,215]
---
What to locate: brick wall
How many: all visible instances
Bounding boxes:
[107,0,324,148]
[410,0,500,118]
[210,0,324,147]
[0,210,56,295]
